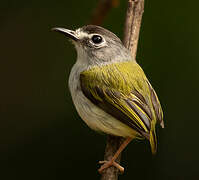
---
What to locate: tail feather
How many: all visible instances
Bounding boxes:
[149,128,157,154]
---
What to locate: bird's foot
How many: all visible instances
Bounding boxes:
[98,160,124,174]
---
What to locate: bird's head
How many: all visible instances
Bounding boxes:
[52,25,133,66]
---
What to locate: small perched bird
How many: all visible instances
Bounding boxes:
[52,25,164,173]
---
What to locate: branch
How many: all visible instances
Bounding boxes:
[100,136,124,180]
[90,0,119,25]
[123,0,144,58]
[101,0,144,180]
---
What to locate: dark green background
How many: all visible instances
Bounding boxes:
[1,0,199,179]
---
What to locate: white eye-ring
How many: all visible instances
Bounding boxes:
[89,34,107,48]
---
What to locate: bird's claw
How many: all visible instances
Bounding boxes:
[98,160,124,174]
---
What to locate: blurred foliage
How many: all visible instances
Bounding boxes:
[0,0,199,179]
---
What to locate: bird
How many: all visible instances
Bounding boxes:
[52,25,164,173]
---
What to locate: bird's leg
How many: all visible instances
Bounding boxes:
[98,137,133,173]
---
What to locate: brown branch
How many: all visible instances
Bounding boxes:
[100,136,124,180]
[90,0,119,25]
[123,0,144,59]
[100,0,145,180]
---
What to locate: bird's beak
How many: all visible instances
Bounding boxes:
[52,27,79,41]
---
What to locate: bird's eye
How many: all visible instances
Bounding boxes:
[91,35,103,44]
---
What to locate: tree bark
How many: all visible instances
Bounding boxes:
[123,0,145,59]
[100,136,124,180]
[100,0,145,180]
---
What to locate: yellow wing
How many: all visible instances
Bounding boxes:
[80,61,164,154]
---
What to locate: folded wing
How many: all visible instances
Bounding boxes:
[80,61,164,153]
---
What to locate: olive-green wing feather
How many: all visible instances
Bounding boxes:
[81,86,151,137]
[80,61,163,154]
[147,81,164,128]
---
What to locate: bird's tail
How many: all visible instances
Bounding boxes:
[149,123,157,154]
